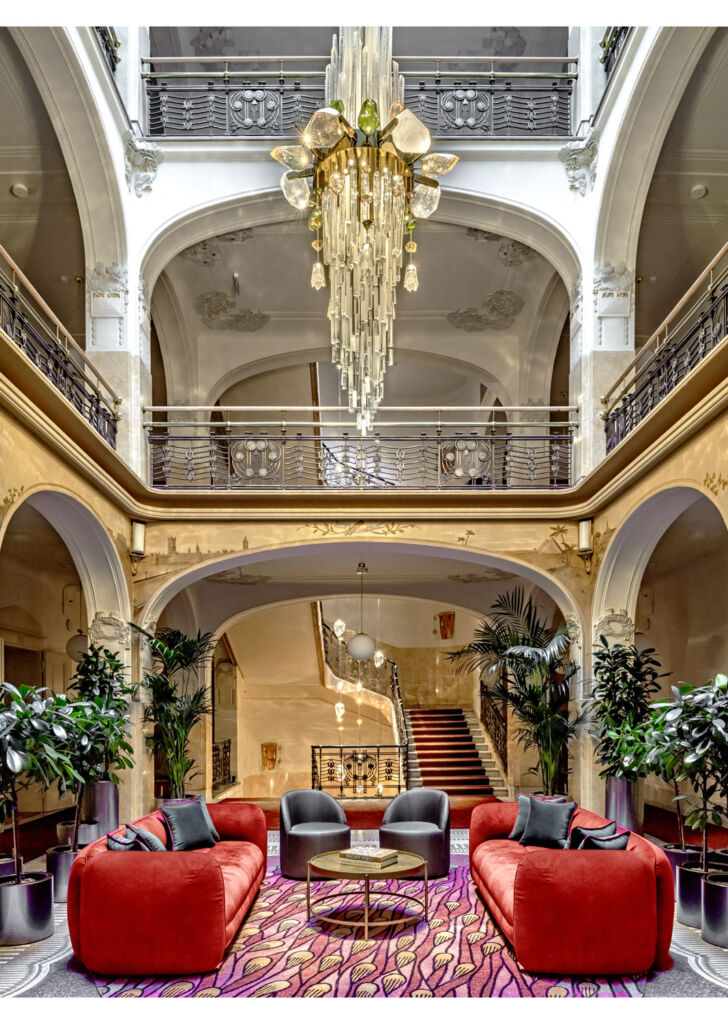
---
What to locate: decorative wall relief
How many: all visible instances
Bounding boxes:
[704,472,728,496]
[261,742,279,771]
[0,486,24,524]
[593,262,634,348]
[594,610,634,645]
[179,229,254,267]
[465,229,537,267]
[466,228,501,243]
[448,569,514,583]
[560,133,598,196]
[88,613,131,651]
[193,291,269,332]
[448,290,524,332]
[123,131,161,198]
[297,521,420,537]
[207,568,271,585]
[87,263,128,348]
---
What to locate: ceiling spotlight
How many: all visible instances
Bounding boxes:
[690,183,708,200]
[10,183,29,199]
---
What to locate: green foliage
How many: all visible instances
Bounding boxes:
[131,625,214,799]
[68,645,135,782]
[646,674,728,870]
[448,587,585,795]
[589,636,664,781]
[0,683,79,881]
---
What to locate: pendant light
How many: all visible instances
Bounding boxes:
[347,562,375,661]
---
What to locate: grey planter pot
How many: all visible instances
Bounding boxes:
[82,782,119,836]
[0,872,54,945]
[662,844,703,883]
[56,821,100,847]
[45,845,88,903]
[678,860,710,928]
[0,855,22,879]
[702,873,728,947]
[605,777,644,835]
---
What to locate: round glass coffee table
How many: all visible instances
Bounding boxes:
[306,850,428,940]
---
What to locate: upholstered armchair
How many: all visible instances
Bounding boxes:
[379,788,450,878]
[279,789,351,879]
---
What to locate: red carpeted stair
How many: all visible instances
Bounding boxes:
[408,707,494,796]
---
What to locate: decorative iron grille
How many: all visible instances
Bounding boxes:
[145,428,573,490]
[311,745,407,798]
[95,27,120,74]
[0,273,117,448]
[212,738,232,790]
[600,27,630,79]
[480,679,508,771]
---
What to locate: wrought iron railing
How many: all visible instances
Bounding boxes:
[599,27,630,79]
[143,407,575,490]
[212,738,232,790]
[141,55,577,139]
[480,679,508,772]
[95,27,121,75]
[0,245,119,447]
[603,243,728,453]
[312,744,407,798]
[322,621,407,748]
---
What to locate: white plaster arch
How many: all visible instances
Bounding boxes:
[142,186,579,305]
[593,483,728,630]
[595,26,715,269]
[9,27,127,270]
[0,487,130,623]
[140,538,583,643]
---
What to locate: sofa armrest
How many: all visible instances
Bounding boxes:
[469,801,517,858]
[512,849,660,974]
[210,800,267,861]
[69,851,228,975]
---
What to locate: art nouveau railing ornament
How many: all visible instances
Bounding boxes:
[311,744,407,798]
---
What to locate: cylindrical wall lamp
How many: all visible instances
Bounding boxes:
[130,521,146,576]
[577,518,593,574]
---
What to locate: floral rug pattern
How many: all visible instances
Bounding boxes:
[94,864,646,998]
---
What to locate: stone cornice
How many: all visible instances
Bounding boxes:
[1,326,727,524]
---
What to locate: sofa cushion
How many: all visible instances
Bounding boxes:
[471,839,531,924]
[202,840,265,926]
[519,798,576,848]
[289,822,349,836]
[509,795,567,841]
[568,820,617,849]
[162,800,218,851]
[380,821,441,836]
[127,824,167,851]
[581,831,631,851]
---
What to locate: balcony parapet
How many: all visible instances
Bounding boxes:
[141,54,577,140]
[603,242,728,454]
[599,27,631,79]
[143,405,576,492]
[0,245,119,448]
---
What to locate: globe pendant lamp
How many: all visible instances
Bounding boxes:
[347,562,376,661]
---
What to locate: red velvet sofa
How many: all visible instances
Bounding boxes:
[67,799,266,976]
[469,801,674,975]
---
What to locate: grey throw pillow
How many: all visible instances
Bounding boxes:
[161,800,217,851]
[519,798,577,848]
[580,831,631,851]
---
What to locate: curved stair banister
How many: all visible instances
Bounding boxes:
[479,677,508,773]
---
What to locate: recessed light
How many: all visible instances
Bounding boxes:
[10,183,29,199]
[690,183,708,200]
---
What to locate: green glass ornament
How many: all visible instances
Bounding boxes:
[405,217,416,233]
[309,208,323,231]
[331,99,345,115]
[358,99,381,136]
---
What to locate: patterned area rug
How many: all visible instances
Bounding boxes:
[93,863,646,998]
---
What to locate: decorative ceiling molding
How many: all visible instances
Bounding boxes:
[179,229,254,266]
[465,228,537,266]
[447,289,524,332]
[123,131,162,198]
[193,290,269,332]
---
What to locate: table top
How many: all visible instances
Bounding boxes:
[308,849,425,879]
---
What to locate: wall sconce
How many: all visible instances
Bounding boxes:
[130,520,146,576]
[577,518,593,574]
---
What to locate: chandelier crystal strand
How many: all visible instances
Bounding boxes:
[272,27,457,433]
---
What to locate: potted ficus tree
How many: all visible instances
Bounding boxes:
[132,626,214,800]
[449,588,585,796]
[68,644,135,835]
[589,636,664,834]
[45,696,133,902]
[650,676,728,928]
[0,683,75,944]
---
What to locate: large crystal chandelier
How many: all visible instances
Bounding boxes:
[271,27,458,433]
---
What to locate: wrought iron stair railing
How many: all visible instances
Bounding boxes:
[0,245,119,447]
[480,679,508,772]
[603,242,728,453]
[141,54,577,139]
[311,745,407,799]
[599,27,631,79]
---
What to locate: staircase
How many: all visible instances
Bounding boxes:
[405,707,506,796]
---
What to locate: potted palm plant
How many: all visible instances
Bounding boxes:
[449,588,585,796]
[68,644,134,834]
[0,683,75,944]
[45,696,133,902]
[650,676,728,928]
[132,626,214,800]
[588,636,664,833]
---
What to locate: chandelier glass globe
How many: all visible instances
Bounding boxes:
[347,632,376,661]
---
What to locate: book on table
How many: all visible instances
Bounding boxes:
[339,846,398,868]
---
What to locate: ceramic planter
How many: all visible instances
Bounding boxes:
[701,873,728,947]
[0,855,22,879]
[662,844,703,883]
[605,777,644,834]
[677,859,719,928]
[45,845,88,903]
[56,820,99,847]
[82,782,119,835]
[0,872,54,945]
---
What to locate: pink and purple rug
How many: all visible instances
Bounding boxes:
[93,862,646,998]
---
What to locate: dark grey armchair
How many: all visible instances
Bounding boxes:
[379,788,450,878]
[279,789,351,879]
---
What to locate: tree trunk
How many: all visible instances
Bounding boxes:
[11,793,21,885]
[672,778,686,850]
[72,784,85,854]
